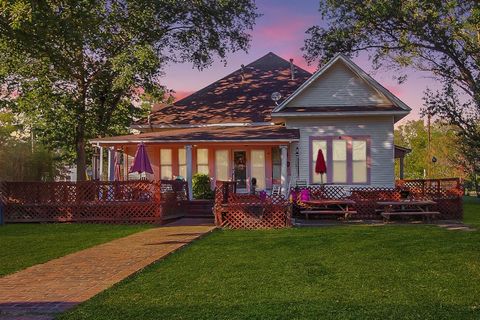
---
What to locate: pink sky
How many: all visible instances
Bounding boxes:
[162,0,438,125]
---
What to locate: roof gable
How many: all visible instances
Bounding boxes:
[135,52,311,127]
[273,54,411,114]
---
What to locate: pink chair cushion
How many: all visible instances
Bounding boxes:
[300,189,310,202]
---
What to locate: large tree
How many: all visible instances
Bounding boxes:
[303,1,480,150]
[394,120,465,179]
[0,0,258,180]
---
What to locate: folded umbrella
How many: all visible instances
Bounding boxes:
[315,149,327,184]
[129,142,154,174]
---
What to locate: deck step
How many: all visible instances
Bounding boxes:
[185,200,214,218]
[302,210,357,214]
[381,211,440,216]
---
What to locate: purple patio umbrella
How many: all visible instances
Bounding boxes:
[129,142,154,174]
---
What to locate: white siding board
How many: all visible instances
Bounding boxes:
[286,116,395,188]
[286,61,391,108]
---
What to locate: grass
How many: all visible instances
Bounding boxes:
[463,196,480,227]
[0,223,150,277]
[59,199,480,320]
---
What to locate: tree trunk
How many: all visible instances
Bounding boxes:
[75,120,86,181]
[76,70,88,182]
[475,173,479,198]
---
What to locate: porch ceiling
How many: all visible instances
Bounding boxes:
[90,125,299,145]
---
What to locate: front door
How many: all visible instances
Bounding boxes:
[233,151,247,190]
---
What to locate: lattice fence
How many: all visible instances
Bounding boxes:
[396,178,463,219]
[214,181,291,229]
[290,179,463,220]
[0,180,188,224]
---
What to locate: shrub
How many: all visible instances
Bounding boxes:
[0,142,61,181]
[192,173,214,199]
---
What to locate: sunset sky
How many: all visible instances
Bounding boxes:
[162,0,437,124]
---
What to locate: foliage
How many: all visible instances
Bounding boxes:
[394,120,465,179]
[192,173,214,199]
[60,215,480,319]
[0,0,259,180]
[0,140,61,181]
[0,224,149,277]
[0,109,19,144]
[304,1,480,151]
[453,134,480,196]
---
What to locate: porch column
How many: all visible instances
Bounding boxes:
[107,147,115,181]
[399,156,405,179]
[280,145,288,195]
[99,146,104,181]
[185,145,193,200]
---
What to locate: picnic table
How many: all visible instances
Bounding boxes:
[302,199,356,220]
[377,200,439,222]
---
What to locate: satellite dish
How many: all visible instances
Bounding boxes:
[271,92,282,105]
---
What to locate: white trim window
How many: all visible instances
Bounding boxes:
[196,148,209,175]
[251,150,266,190]
[160,149,172,179]
[310,136,370,185]
[178,148,186,180]
[215,150,229,181]
[332,140,347,183]
[352,140,368,183]
[311,140,328,184]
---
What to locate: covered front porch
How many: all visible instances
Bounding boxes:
[91,125,298,200]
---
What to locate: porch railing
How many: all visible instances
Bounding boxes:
[214,181,292,229]
[0,180,188,224]
[213,178,463,229]
[291,178,462,220]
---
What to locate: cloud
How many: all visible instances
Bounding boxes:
[384,85,403,97]
[278,52,317,73]
[255,18,309,42]
[172,90,195,101]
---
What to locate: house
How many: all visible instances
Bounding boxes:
[91,52,411,199]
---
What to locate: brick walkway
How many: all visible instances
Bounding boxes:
[0,219,215,320]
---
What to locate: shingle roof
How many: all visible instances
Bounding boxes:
[280,105,405,113]
[91,125,299,143]
[134,52,312,126]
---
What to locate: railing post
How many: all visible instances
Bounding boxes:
[185,145,193,201]
[0,182,5,226]
[107,147,115,182]
[280,145,288,196]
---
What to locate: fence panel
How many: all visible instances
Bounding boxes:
[289,179,463,220]
[0,180,188,224]
[214,181,291,229]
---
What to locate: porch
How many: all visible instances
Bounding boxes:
[91,125,297,199]
[213,178,463,229]
[0,178,463,227]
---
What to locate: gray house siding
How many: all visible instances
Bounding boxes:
[286,116,395,188]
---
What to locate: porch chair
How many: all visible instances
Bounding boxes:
[295,180,307,188]
[271,184,282,196]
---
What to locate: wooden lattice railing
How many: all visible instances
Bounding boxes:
[395,178,463,219]
[213,179,463,229]
[0,180,188,224]
[290,178,463,220]
[214,181,292,229]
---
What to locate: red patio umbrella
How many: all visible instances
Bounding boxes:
[315,149,327,184]
[129,142,154,175]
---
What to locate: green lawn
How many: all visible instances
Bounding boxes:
[60,199,480,320]
[464,196,480,227]
[0,223,149,277]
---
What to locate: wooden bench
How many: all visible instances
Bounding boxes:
[303,210,357,220]
[301,199,357,220]
[377,200,439,223]
[381,211,440,222]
